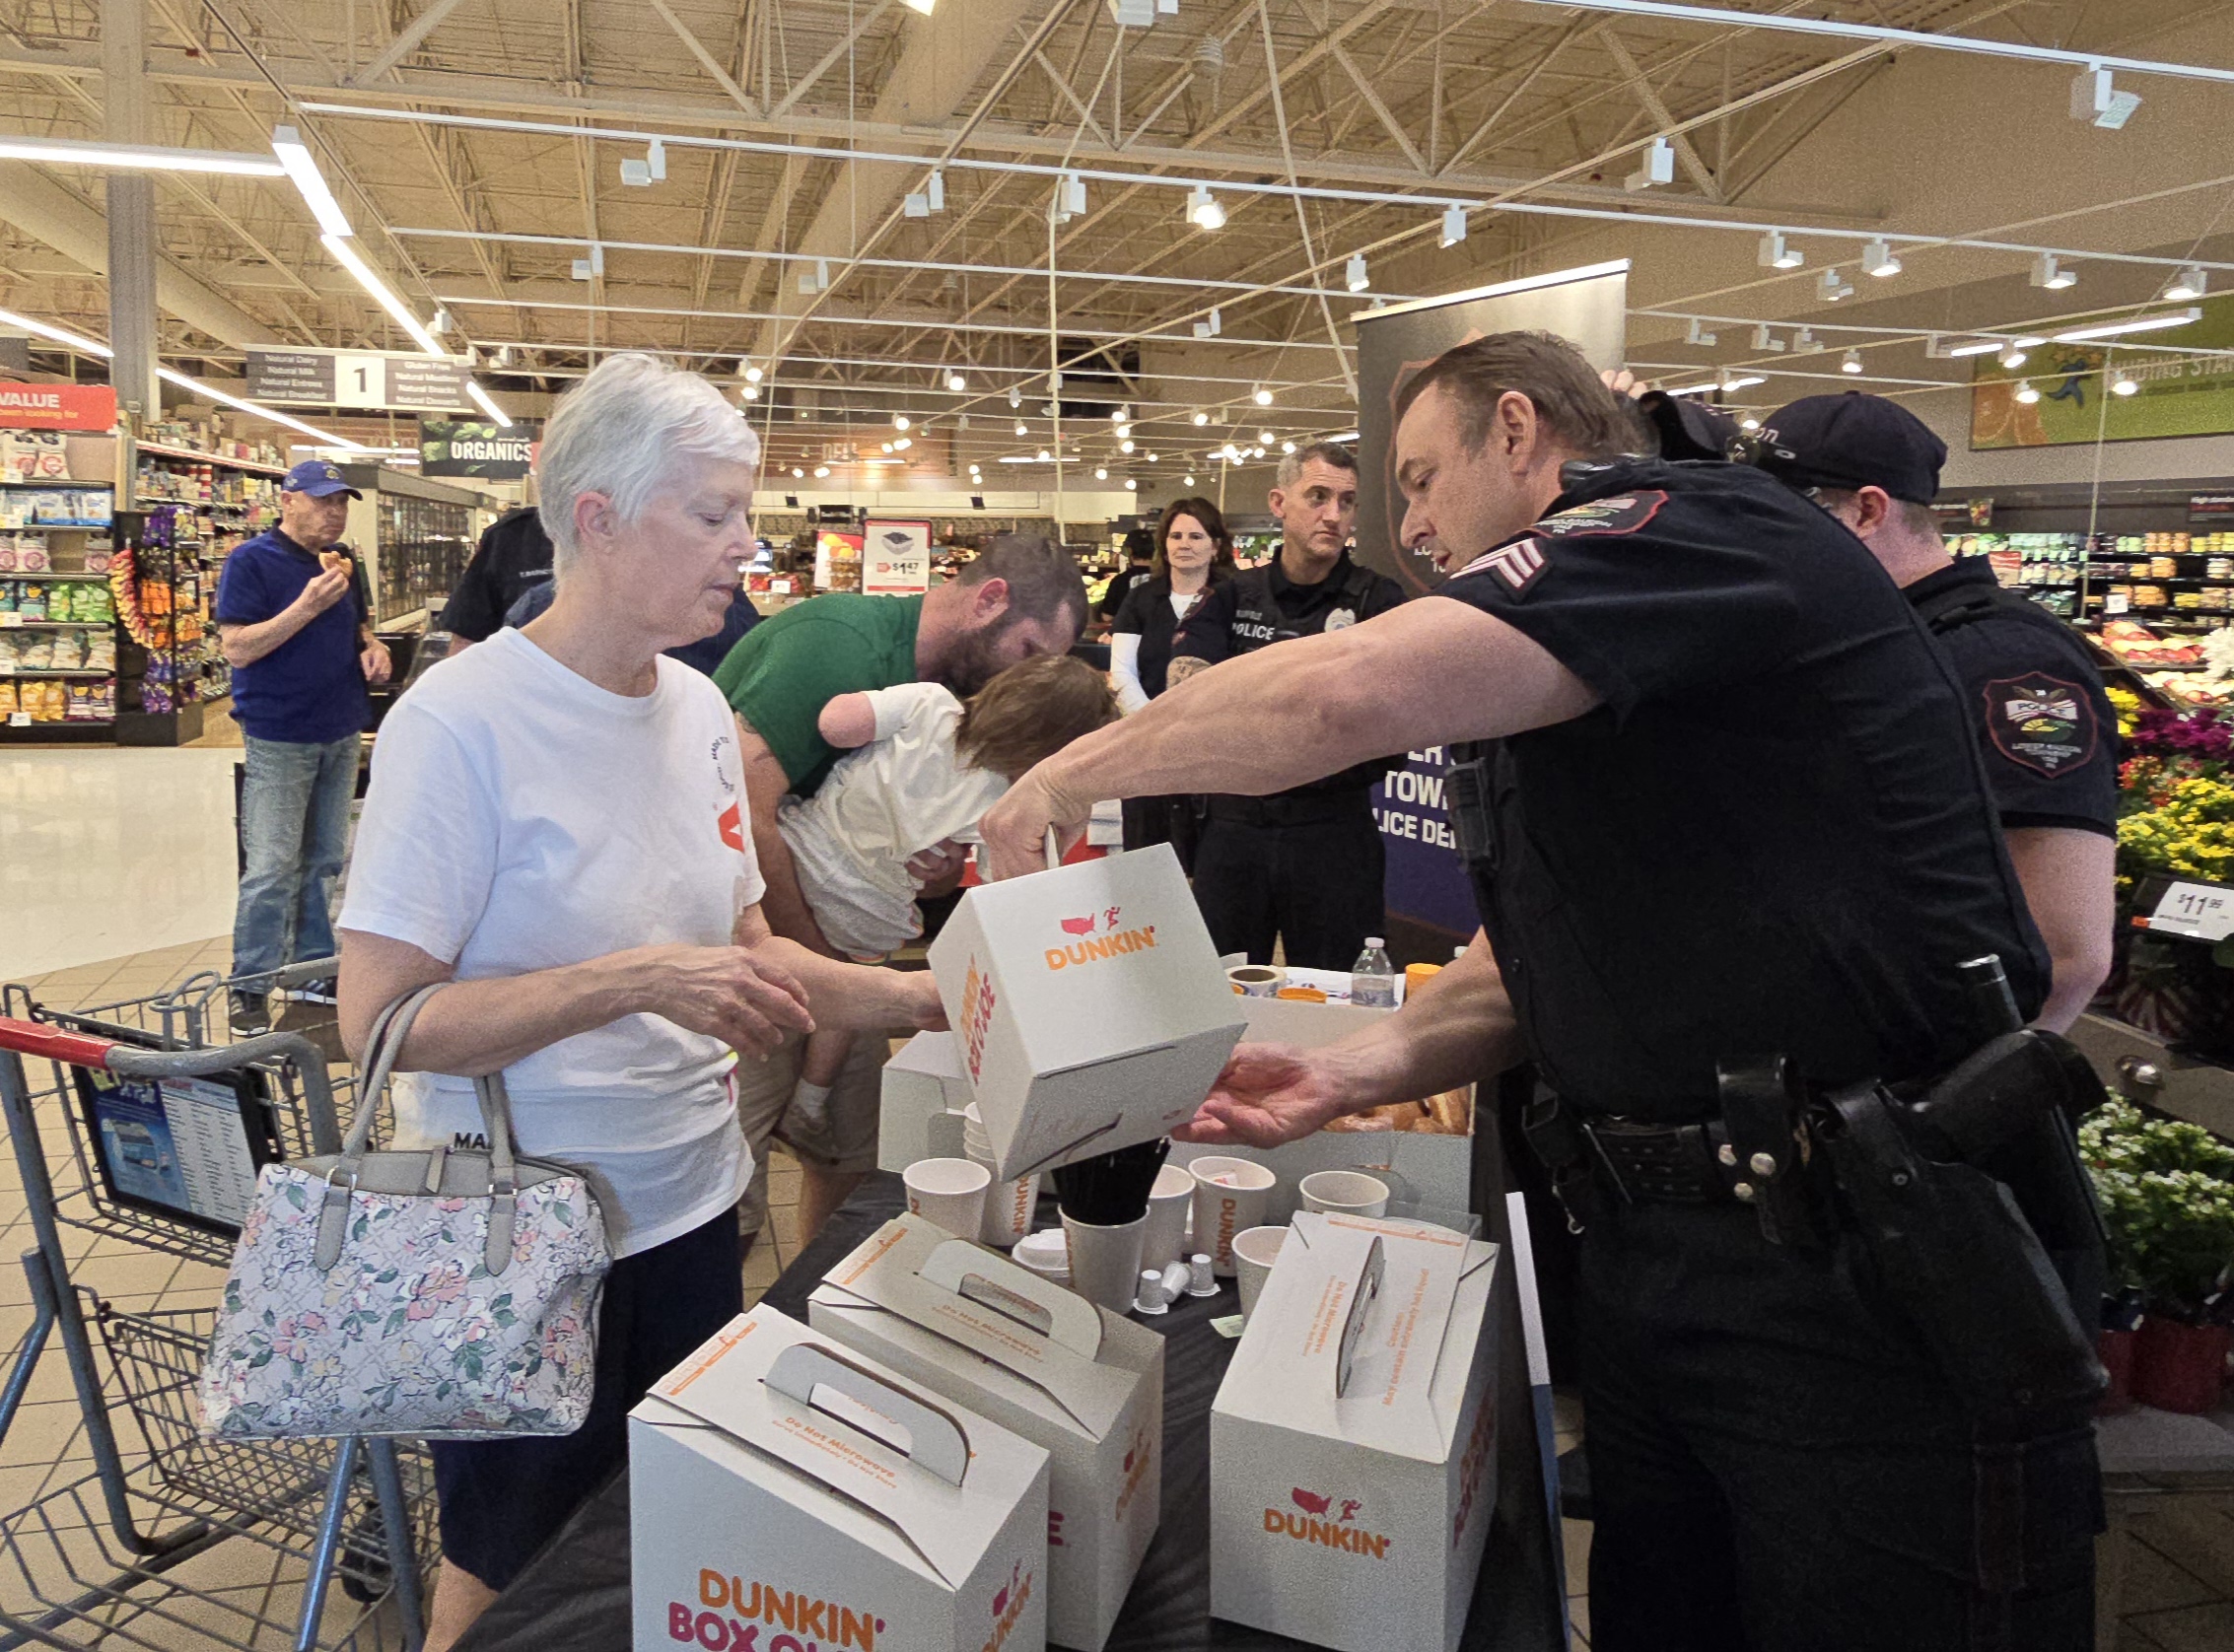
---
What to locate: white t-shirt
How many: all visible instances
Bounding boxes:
[337,627,766,1258]
[776,681,1009,957]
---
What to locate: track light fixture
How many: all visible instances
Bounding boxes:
[620,139,665,187]
[1193,308,1222,340]
[1014,420,1029,436]
[1751,324,1784,353]
[893,414,910,431]
[1186,186,1225,231]
[1192,409,1210,425]
[1841,349,1864,375]
[1819,267,1854,302]
[946,371,967,392]
[1998,344,2028,370]
[2031,252,2076,290]
[2164,266,2208,303]
[2112,372,2139,397]
[1625,136,1675,192]
[2070,64,2142,130]
[2013,380,2041,404]
[1253,385,1274,406]
[1757,230,1802,270]
[1008,384,1022,409]
[1439,205,1468,247]
[1685,317,1717,347]
[1860,239,1902,278]
[1346,255,1369,293]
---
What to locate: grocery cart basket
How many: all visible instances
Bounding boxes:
[0,961,430,1651]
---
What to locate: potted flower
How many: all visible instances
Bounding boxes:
[2081,1099,2234,1413]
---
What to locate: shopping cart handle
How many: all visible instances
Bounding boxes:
[0,1017,115,1067]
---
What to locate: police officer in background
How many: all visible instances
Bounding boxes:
[982,331,2099,1649]
[1757,393,2117,1032]
[437,505,557,645]
[1167,441,1405,968]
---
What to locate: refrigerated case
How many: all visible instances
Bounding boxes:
[336,466,495,628]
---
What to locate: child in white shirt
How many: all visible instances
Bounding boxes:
[778,652,1118,1128]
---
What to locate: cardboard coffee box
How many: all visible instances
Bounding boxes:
[1209,1213,1501,1652]
[927,844,1245,1182]
[630,1305,1051,1652]
[878,1031,974,1172]
[809,1214,1162,1651]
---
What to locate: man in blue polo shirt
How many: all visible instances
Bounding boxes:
[214,459,390,1030]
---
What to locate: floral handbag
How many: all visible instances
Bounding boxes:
[200,984,611,1440]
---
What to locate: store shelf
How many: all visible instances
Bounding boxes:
[0,522,110,531]
[137,441,288,476]
[3,572,110,582]
[0,620,106,629]
[0,668,114,679]
[0,479,109,490]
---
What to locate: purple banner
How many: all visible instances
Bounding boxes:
[1372,745,1478,936]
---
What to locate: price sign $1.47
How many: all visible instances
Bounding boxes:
[2147,880,2234,941]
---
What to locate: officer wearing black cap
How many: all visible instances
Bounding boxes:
[981,330,2101,1651]
[1758,393,2116,1031]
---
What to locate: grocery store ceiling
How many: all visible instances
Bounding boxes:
[1,0,2231,474]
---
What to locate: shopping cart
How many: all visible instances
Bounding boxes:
[0,960,431,1652]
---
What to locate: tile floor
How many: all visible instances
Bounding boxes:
[1,937,2231,1648]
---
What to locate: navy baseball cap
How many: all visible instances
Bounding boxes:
[1755,392,1946,505]
[282,459,361,499]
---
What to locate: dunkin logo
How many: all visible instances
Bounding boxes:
[959,957,997,1083]
[1263,1487,1393,1559]
[671,1572,883,1650]
[1044,905,1157,972]
[1113,1416,1156,1524]
[1450,1390,1497,1545]
[982,1560,1034,1652]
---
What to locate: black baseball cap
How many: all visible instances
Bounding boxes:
[1633,389,1741,463]
[1755,392,1946,505]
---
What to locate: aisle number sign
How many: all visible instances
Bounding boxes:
[2144,880,2234,941]
[244,348,471,412]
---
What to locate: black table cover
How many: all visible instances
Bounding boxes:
[454,1173,1566,1652]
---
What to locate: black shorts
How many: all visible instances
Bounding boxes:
[430,1205,742,1591]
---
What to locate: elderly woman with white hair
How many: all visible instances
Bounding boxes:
[334,353,942,1648]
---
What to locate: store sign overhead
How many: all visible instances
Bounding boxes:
[420,418,538,478]
[244,348,471,412]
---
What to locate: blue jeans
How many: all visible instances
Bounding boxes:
[233,733,359,980]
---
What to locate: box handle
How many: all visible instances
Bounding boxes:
[1043,825,1062,871]
[763,1342,971,1486]
[920,1238,1104,1358]
[1334,1235,1386,1400]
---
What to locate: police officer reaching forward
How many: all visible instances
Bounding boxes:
[983,331,2098,1650]
[1169,441,1405,968]
[1755,393,2117,1032]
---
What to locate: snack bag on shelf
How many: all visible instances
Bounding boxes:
[65,684,96,721]
[17,541,47,574]
[15,585,42,621]
[0,682,16,718]
[19,638,53,670]
[0,542,15,575]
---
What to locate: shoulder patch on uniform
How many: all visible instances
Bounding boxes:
[1530,490,1669,538]
[1984,674,2098,776]
[1453,537,1548,594]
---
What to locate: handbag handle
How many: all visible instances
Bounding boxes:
[315,983,525,1274]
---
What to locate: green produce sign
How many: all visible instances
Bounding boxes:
[1972,296,2234,448]
[419,418,538,478]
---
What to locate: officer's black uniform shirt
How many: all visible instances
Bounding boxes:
[1111,574,1220,701]
[1902,557,2119,839]
[438,508,557,641]
[1174,549,1406,794]
[1435,458,2050,1118]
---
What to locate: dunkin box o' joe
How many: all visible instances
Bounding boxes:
[809,1214,1162,1652]
[630,1304,1050,1652]
[928,843,1246,1183]
[1210,1212,1502,1652]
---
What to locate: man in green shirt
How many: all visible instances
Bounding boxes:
[718,534,1088,1243]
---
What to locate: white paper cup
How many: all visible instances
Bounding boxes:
[978,1161,1042,1247]
[1298,1169,1391,1218]
[903,1157,991,1238]
[1225,964,1286,998]
[1190,1156,1277,1275]
[1141,1163,1195,1273]
[1231,1225,1288,1321]
[1061,1211,1148,1313]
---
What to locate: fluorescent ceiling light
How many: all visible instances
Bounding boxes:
[1326,431,1361,442]
[2052,308,2200,342]
[903,0,936,14]
[322,234,446,355]
[271,126,353,237]
[1946,339,2007,357]
[1720,376,1766,391]
[0,134,284,175]
[0,304,365,449]
[465,379,513,427]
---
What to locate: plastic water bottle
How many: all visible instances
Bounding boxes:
[1350,937,1397,1007]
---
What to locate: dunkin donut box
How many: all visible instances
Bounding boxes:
[630,1305,1050,1652]
[928,844,1245,1183]
[1209,1213,1502,1652]
[809,1214,1163,1651]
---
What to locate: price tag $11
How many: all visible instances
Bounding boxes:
[2149,880,2234,941]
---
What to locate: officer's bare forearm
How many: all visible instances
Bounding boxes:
[1325,935,1526,1106]
[1034,600,1597,814]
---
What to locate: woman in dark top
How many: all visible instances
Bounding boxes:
[1110,496,1234,868]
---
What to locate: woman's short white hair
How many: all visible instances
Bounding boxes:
[536,353,761,575]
